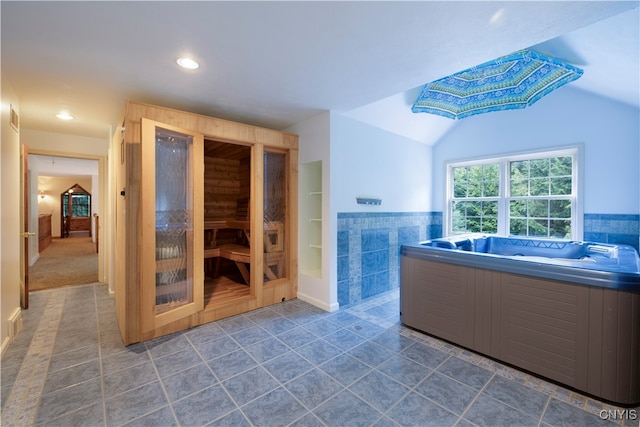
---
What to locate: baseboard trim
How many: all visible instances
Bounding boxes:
[8,309,22,340]
[2,308,23,357]
[296,292,339,312]
[1,336,11,358]
[30,252,40,267]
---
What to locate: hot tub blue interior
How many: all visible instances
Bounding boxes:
[417,234,640,276]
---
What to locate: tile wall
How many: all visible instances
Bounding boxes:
[337,212,442,307]
[584,214,639,251]
[336,212,639,307]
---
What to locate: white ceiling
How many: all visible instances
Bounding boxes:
[2,1,639,156]
[344,7,640,143]
[29,154,98,177]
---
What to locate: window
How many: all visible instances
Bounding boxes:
[71,194,91,217]
[446,147,581,239]
[62,184,92,218]
[451,163,500,234]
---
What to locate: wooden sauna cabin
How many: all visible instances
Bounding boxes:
[114,101,298,345]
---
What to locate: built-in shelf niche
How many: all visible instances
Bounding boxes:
[301,161,322,278]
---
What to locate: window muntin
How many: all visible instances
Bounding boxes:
[451,163,499,234]
[71,194,91,217]
[62,193,91,218]
[447,149,579,239]
[508,155,573,238]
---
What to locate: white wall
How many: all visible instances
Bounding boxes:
[332,114,432,213]
[22,129,109,157]
[289,111,432,311]
[287,112,334,310]
[1,73,23,355]
[431,87,640,214]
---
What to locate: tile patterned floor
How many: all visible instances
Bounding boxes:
[1,283,637,426]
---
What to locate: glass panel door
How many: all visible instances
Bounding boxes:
[155,129,193,312]
[263,150,287,282]
[142,119,203,329]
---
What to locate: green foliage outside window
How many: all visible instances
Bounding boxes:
[454,164,499,198]
[62,193,91,218]
[62,193,69,217]
[509,156,572,238]
[449,153,575,239]
[510,156,572,197]
[72,194,91,217]
[452,163,499,234]
[452,200,498,233]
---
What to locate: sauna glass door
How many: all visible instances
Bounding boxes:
[141,118,204,330]
[263,150,288,282]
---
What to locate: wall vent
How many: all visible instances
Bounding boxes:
[10,104,19,132]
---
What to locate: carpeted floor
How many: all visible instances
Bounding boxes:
[29,237,99,291]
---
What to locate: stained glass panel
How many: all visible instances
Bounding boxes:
[154,128,193,311]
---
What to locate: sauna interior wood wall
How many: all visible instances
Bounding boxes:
[115,101,298,345]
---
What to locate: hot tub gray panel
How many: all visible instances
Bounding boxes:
[400,253,640,405]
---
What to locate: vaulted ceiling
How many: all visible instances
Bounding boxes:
[3,1,638,151]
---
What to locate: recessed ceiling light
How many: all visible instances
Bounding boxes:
[56,112,74,120]
[176,57,200,70]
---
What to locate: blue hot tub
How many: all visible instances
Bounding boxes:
[408,234,640,290]
[400,234,640,405]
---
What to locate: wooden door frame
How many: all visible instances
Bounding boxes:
[21,144,30,309]
[140,118,204,334]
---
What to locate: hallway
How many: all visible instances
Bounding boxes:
[0,285,627,426]
[29,236,99,291]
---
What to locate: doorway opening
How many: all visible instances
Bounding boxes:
[27,153,101,292]
[202,139,252,309]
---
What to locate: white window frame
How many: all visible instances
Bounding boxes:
[445,146,583,240]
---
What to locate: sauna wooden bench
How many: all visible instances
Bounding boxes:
[204,220,251,284]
